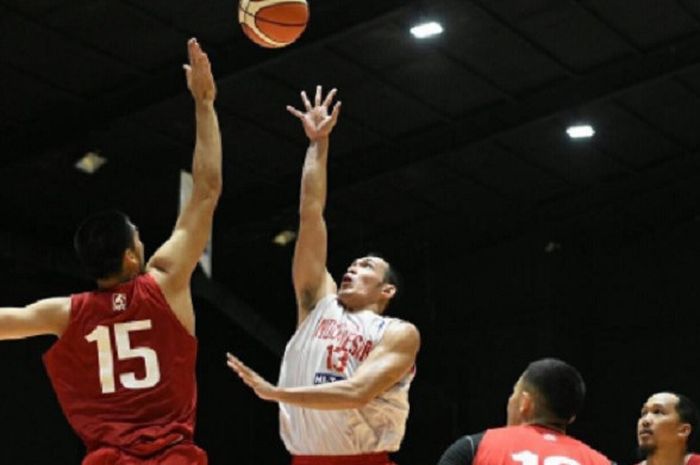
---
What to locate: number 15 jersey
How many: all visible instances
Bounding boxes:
[43,273,199,457]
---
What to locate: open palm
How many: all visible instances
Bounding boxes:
[287,85,341,141]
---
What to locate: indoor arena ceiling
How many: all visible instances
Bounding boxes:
[3,0,700,307]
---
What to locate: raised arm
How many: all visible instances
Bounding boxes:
[287,86,341,326]
[227,321,420,409]
[0,297,70,340]
[147,38,221,330]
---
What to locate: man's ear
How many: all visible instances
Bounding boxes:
[123,248,138,268]
[520,390,535,419]
[381,284,396,300]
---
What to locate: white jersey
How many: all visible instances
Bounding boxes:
[278,295,414,455]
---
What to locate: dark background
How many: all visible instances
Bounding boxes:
[2,0,700,463]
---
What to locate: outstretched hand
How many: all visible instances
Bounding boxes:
[184,38,216,104]
[287,85,341,141]
[226,353,280,402]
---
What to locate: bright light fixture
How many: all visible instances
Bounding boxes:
[75,151,107,174]
[410,21,443,39]
[273,230,297,247]
[566,125,595,139]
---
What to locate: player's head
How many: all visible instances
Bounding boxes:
[638,392,698,458]
[507,358,586,430]
[337,254,399,313]
[74,210,145,282]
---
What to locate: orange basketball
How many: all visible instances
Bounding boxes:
[238,0,309,48]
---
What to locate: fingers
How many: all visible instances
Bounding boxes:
[314,85,322,107]
[187,38,195,65]
[300,91,312,111]
[318,101,342,133]
[226,353,257,382]
[226,353,245,374]
[330,101,342,124]
[188,37,211,68]
[188,38,204,68]
[322,88,337,108]
[286,105,304,119]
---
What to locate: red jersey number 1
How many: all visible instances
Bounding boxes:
[85,319,162,394]
[512,451,582,465]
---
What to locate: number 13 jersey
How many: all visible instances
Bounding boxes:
[43,273,198,457]
[278,295,415,455]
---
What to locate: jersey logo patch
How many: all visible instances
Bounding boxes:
[112,293,127,312]
[314,372,346,385]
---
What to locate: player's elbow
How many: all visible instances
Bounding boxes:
[347,383,376,408]
[203,173,223,198]
[193,178,222,204]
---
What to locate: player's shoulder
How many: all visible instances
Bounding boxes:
[565,435,610,463]
[480,425,519,439]
[383,319,420,347]
[385,319,420,342]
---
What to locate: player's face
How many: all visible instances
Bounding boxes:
[337,256,391,310]
[638,393,688,455]
[507,377,525,426]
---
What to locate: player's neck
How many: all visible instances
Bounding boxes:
[339,299,383,314]
[97,270,139,289]
[645,450,690,465]
[527,419,567,434]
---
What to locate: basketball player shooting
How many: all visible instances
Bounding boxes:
[0,38,220,465]
[227,86,420,465]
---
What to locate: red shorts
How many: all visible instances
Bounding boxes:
[82,443,207,465]
[292,452,396,465]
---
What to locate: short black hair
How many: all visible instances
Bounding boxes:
[366,253,401,289]
[74,210,135,280]
[672,392,699,451]
[522,358,586,425]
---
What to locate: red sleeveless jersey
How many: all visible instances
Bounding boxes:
[474,425,610,465]
[638,454,700,465]
[43,273,199,457]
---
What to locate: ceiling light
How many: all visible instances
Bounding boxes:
[410,21,443,39]
[273,230,297,247]
[75,151,107,174]
[566,125,595,139]
[544,241,562,253]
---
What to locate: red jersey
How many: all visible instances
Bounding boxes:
[43,273,199,457]
[638,454,700,465]
[474,425,610,465]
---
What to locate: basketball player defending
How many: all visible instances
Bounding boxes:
[637,392,699,465]
[438,358,613,465]
[0,38,220,465]
[227,86,420,465]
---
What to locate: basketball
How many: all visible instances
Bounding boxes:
[238,0,309,48]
